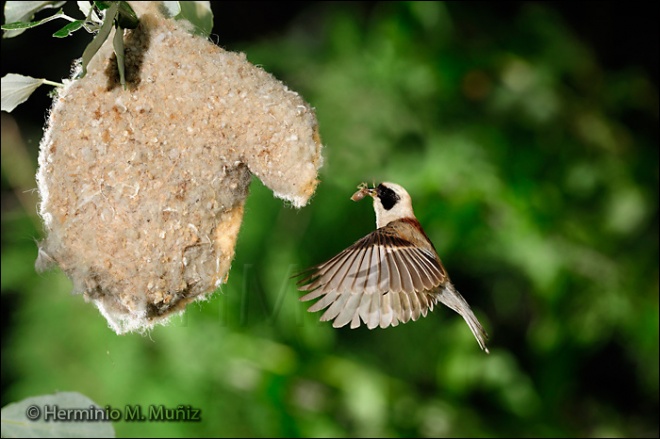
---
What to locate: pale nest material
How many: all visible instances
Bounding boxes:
[35,4,323,334]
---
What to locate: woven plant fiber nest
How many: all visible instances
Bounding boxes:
[35,3,323,334]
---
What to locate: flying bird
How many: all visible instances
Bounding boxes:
[296,182,489,353]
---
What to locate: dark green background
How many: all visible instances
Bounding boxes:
[2,2,658,437]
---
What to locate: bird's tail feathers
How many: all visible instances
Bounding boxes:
[437,283,490,354]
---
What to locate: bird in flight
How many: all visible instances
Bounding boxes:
[296,182,489,353]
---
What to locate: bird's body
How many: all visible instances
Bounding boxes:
[296,182,490,353]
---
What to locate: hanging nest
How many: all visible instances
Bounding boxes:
[35,3,323,334]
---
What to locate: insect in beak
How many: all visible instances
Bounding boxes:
[350,182,376,202]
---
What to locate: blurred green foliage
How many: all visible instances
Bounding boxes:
[2,2,658,437]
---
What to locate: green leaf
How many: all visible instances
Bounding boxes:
[76,1,93,18]
[160,1,181,18]
[53,20,84,37]
[0,391,115,438]
[1,74,46,112]
[2,1,66,38]
[79,2,119,79]
[76,1,102,24]
[93,1,113,11]
[116,2,138,29]
[1,10,69,34]
[1,21,41,30]
[176,1,213,37]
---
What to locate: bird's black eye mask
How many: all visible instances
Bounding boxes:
[376,184,399,210]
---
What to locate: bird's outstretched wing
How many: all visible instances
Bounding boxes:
[296,224,448,329]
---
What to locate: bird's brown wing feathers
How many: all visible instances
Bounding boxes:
[296,223,448,329]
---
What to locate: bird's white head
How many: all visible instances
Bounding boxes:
[368,182,416,228]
